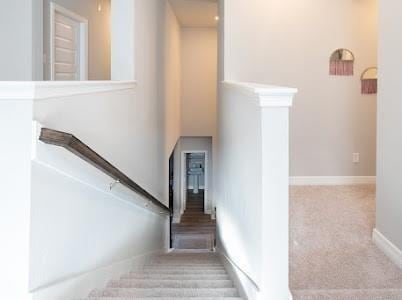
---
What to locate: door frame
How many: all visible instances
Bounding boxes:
[181,151,209,215]
[50,2,88,81]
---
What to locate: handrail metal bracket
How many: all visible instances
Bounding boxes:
[109,179,120,191]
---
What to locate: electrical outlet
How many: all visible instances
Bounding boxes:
[353,153,360,163]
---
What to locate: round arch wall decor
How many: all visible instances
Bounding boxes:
[361,67,378,94]
[329,49,355,76]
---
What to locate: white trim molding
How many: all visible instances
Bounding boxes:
[223,81,298,107]
[290,176,376,186]
[0,81,136,101]
[373,229,402,269]
[217,248,259,300]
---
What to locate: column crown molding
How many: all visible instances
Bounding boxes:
[222,80,297,107]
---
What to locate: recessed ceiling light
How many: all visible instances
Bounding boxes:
[215,16,219,21]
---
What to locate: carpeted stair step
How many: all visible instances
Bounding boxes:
[145,261,221,266]
[85,252,242,299]
[144,265,225,270]
[89,287,239,297]
[120,274,230,280]
[82,297,242,300]
[137,269,227,275]
[107,279,234,288]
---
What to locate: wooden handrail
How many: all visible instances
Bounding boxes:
[39,128,171,215]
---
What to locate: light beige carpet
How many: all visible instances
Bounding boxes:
[86,252,242,299]
[290,185,402,299]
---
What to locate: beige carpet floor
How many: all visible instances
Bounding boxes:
[290,185,402,300]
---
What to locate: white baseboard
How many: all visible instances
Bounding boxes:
[373,228,402,269]
[172,214,181,224]
[290,176,376,186]
[289,290,294,300]
[32,249,166,300]
[216,248,258,300]
[217,248,293,300]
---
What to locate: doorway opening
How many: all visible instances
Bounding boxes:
[181,151,208,214]
[171,149,215,250]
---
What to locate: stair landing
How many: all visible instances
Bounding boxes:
[172,190,215,250]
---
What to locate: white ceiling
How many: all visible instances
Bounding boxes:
[169,0,218,28]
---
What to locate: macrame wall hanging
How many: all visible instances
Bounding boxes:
[361,67,378,94]
[329,49,355,76]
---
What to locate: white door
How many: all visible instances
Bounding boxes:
[50,3,88,81]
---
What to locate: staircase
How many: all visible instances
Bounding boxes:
[86,252,242,299]
[172,190,216,250]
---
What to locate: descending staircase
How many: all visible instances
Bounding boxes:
[84,191,241,300]
[172,191,216,249]
[86,252,242,299]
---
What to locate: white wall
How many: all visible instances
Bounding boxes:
[43,0,111,80]
[31,84,171,297]
[217,85,263,292]
[111,0,135,81]
[0,0,34,80]
[29,0,181,294]
[1,0,182,298]
[223,0,378,177]
[0,96,33,299]
[163,1,182,202]
[376,0,402,252]
[180,28,217,137]
[30,124,168,296]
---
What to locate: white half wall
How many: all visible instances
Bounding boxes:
[30,123,168,297]
[217,81,297,299]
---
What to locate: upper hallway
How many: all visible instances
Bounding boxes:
[1,1,402,300]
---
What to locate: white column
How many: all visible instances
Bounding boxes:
[259,93,294,300]
[217,81,297,300]
[0,83,34,299]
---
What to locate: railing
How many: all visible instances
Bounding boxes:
[39,128,171,215]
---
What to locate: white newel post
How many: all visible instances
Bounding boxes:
[259,91,295,300]
[0,83,35,299]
